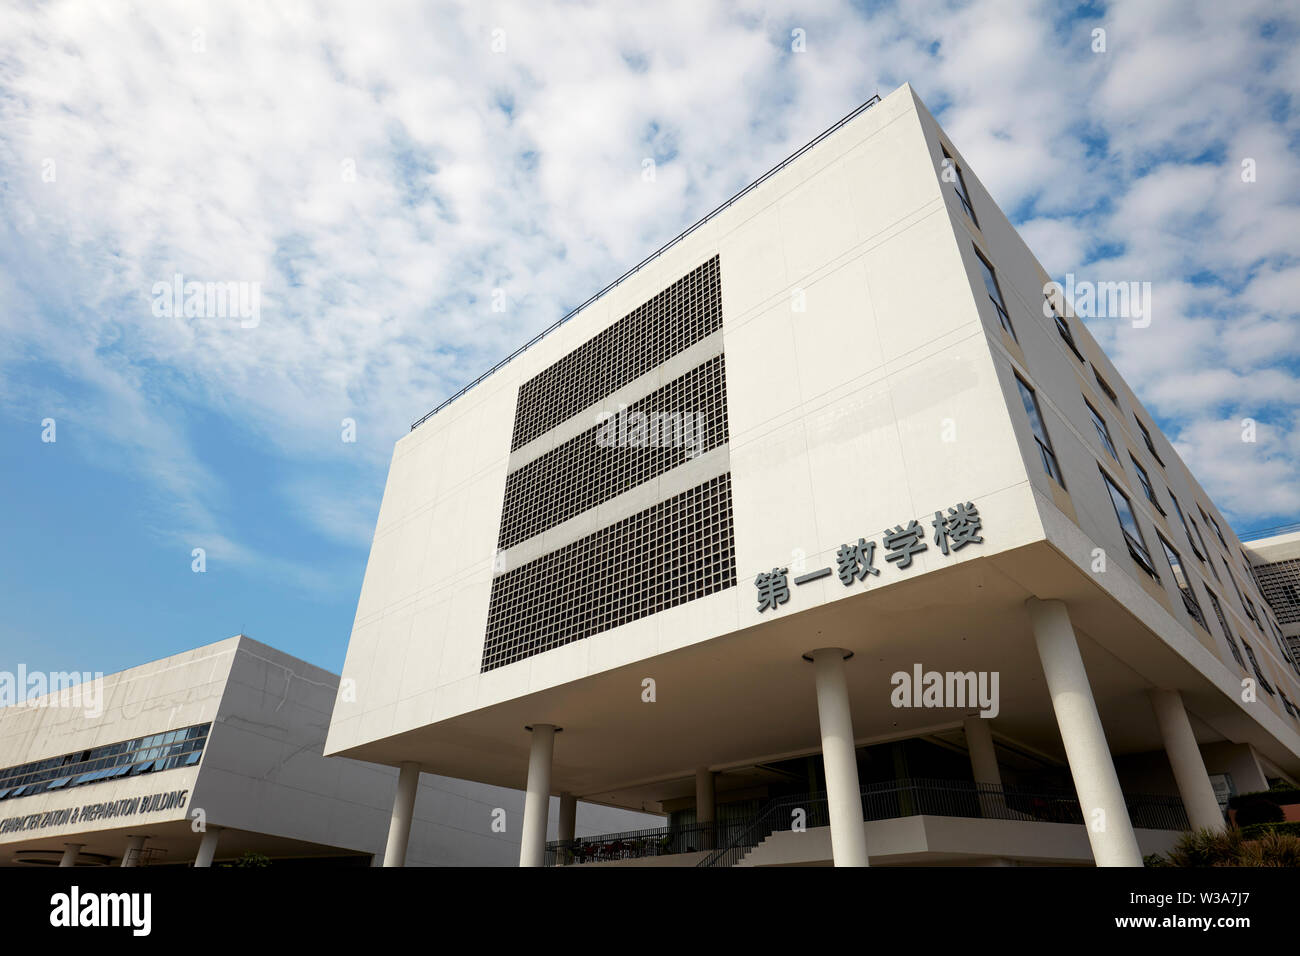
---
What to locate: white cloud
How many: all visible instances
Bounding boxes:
[0,0,1297,562]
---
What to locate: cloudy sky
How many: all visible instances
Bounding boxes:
[1,0,1297,677]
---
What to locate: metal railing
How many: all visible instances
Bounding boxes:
[544,820,749,867]
[410,94,883,431]
[692,777,1190,868]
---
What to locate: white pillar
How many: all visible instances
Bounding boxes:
[1026,598,1142,867]
[195,826,223,867]
[963,715,1002,787]
[519,724,557,867]
[696,767,716,850]
[1148,689,1226,833]
[558,792,577,865]
[58,844,83,868]
[382,761,421,867]
[120,835,146,867]
[809,648,869,867]
[964,715,1006,818]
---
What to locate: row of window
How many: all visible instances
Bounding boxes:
[0,723,210,801]
[1013,373,1296,684]
[947,140,1292,689]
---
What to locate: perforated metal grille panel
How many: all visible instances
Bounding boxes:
[1253,558,1300,625]
[510,256,721,451]
[481,474,736,672]
[498,355,730,551]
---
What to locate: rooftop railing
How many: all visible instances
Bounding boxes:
[410,93,883,432]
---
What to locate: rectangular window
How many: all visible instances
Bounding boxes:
[1242,640,1275,696]
[1207,590,1246,668]
[1047,297,1084,361]
[1136,417,1164,466]
[1167,490,1205,561]
[1202,508,1228,549]
[1101,467,1157,577]
[1085,399,1119,461]
[1093,369,1118,405]
[975,249,1016,339]
[1204,549,1221,582]
[1158,534,1207,630]
[1129,455,1164,514]
[1015,376,1064,485]
[943,146,978,225]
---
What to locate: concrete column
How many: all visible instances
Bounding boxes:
[120,835,146,868]
[382,761,421,867]
[808,648,869,867]
[195,826,223,867]
[964,715,1006,818]
[58,844,83,868]
[696,767,716,850]
[1148,689,1226,833]
[519,724,557,867]
[1026,598,1142,867]
[558,792,577,865]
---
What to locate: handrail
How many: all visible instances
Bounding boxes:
[410,93,883,431]
[695,777,1191,867]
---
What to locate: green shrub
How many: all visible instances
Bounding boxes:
[1237,831,1300,867]
[1233,794,1285,826]
[1160,825,1300,866]
[1163,827,1243,867]
[1240,821,1300,840]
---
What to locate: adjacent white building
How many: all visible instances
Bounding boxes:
[1245,527,1300,665]
[0,635,653,866]
[324,82,1300,867]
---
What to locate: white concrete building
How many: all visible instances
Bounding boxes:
[0,635,651,866]
[1245,527,1300,665]
[324,83,1300,867]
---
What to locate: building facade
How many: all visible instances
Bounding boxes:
[0,635,652,866]
[1246,528,1300,665]
[324,83,1300,867]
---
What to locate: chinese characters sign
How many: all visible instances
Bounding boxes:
[755,502,984,613]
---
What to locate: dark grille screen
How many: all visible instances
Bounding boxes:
[482,474,736,672]
[510,256,721,451]
[498,355,730,550]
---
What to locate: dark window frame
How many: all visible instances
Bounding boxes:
[1014,375,1064,486]
[1101,466,1158,578]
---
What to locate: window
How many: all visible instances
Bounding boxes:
[1047,296,1084,361]
[1135,417,1164,466]
[1167,490,1205,561]
[1085,399,1119,460]
[1158,534,1207,630]
[975,249,1016,339]
[1129,455,1164,514]
[1202,508,1228,549]
[1015,376,1063,485]
[1101,467,1157,577]
[1093,369,1118,404]
[1243,594,1263,631]
[1242,640,1275,696]
[943,146,978,225]
[1204,549,1221,583]
[1207,590,1246,668]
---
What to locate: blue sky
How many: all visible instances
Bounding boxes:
[1,0,1298,679]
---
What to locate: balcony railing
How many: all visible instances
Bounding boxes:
[546,778,1190,867]
[544,820,750,867]
[693,777,1190,867]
